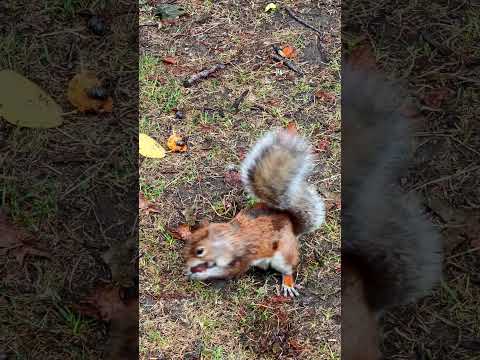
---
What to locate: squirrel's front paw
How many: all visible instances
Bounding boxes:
[281,274,300,297]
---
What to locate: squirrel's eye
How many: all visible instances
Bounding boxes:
[196,247,205,257]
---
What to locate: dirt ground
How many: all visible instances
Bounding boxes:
[139,1,340,359]
[344,1,480,359]
[1,1,137,358]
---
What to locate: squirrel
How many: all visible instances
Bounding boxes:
[182,128,326,297]
[341,63,443,359]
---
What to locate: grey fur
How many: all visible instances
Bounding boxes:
[342,65,443,311]
[241,129,325,235]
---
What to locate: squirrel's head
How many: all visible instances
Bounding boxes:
[182,220,236,281]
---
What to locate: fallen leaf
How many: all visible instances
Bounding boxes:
[167,132,188,152]
[423,88,452,108]
[139,193,161,214]
[75,285,131,321]
[265,3,277,12]
[224,169,242,187]
[162,56,177,65]
[280,45,296,59]
[0,70,63,128]
[167,224,192,240]
[0,209,50,264]
[288,338,304,352]
[67,71,113,113]
[315,90,335,103]
[316,139,330,152]
[139,133,166,158]
[197,123,215,133]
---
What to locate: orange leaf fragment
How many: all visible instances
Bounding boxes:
[280,45,296,59]
[167,133,188,152]
[162,56,177,65]
[67,71,113,113]
[315,90,335,103]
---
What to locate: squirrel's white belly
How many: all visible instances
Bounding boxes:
[251,258,271,270]
[251,253,292,274]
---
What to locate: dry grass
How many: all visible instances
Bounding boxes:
[344,1,480,359]
[139,1,340,359]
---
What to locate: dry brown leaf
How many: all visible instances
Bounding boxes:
[0,209,50,264]
[139,193,161,214]
[67,71,113,113]
[167,133,188,152]
[423,88,452,108]
[315,90,335,103]
[162,56,177,65]
[316,139,330,152]
[280,45,296,59]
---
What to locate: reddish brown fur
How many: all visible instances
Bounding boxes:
[184,208,299,278]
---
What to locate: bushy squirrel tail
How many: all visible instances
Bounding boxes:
[240,129,325,235]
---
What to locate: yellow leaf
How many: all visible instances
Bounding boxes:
[265,3,277,12]
[0,70,63,128]
[67,71,113,113]
[139,133,166,158]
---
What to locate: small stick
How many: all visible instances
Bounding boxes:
[232,90,249,113]
[183,64,226,87]
[272,54,304,76]
[284,7,323,36]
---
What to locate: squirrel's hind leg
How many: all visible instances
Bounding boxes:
[281,273,300,297]
[270,244,300,297]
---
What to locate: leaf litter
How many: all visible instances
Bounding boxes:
[0,208,50,265]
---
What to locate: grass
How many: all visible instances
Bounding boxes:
[139,1,341,359]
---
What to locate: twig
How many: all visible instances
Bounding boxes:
[284,7,322,36]
[409,165,480,192]
[420,31,451,56]
[272,54,304,76]
[139,22,159,27]
[183,64,226,87]
[232,90,249,113]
